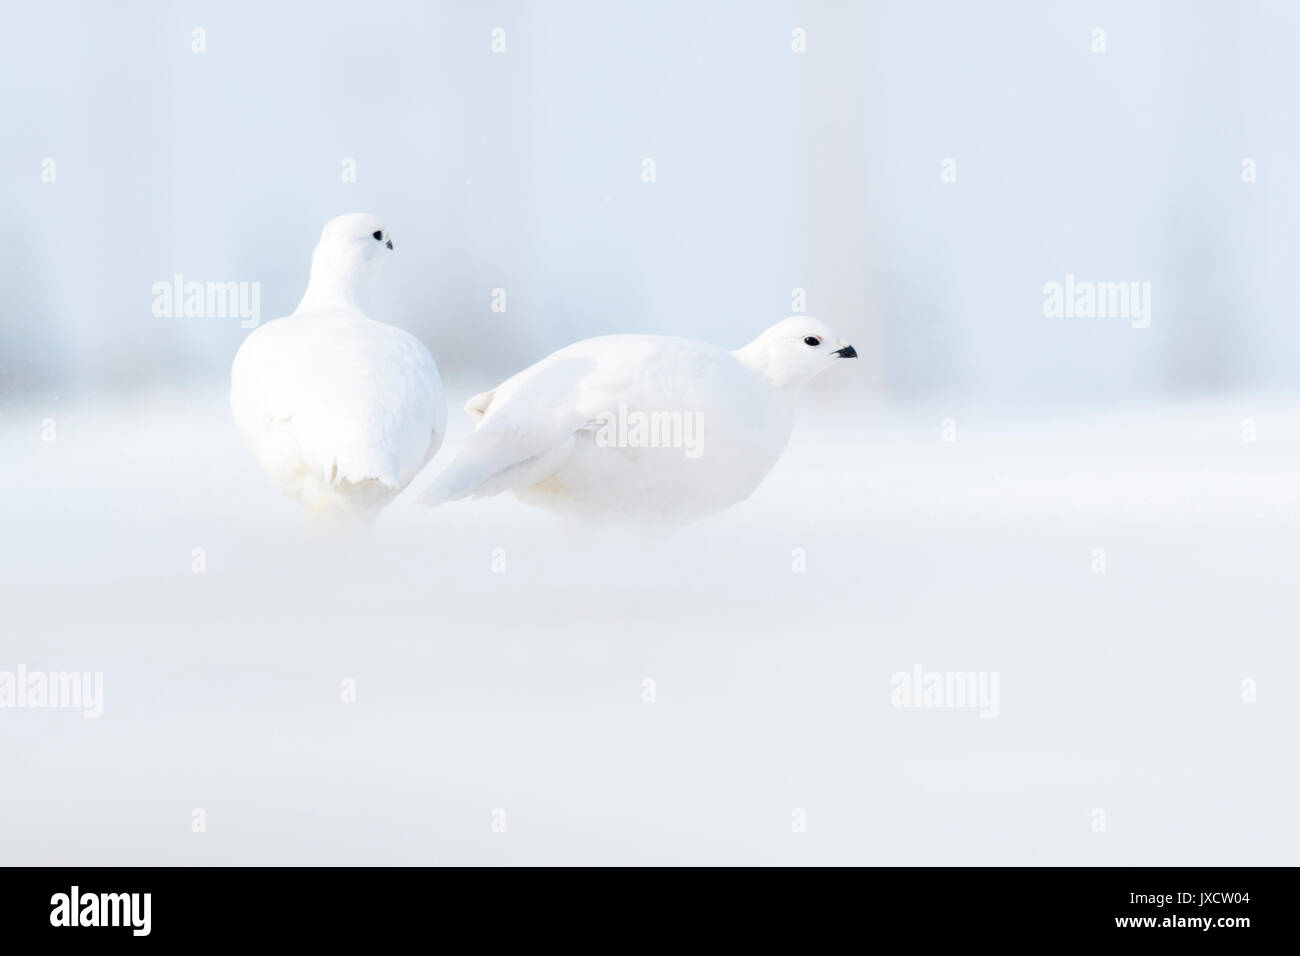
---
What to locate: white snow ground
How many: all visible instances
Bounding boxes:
[0,390,1296,865]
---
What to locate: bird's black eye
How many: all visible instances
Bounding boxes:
[373,230,384,241]
[803,335,822,347]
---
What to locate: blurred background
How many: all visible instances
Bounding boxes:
[3,0,1295,405]
[1,1,1297,866]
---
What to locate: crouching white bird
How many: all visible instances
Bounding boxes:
[420,317,856,524]
[230,214,446,523]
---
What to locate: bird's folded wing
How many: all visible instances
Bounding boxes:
[421,353,624,505]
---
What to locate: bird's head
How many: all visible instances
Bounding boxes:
[309,210,395,278]
[735,316,857,390]
[297,214,395,313]
[313,213,394,270]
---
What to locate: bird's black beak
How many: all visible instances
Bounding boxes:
[386,239,394,250]
[832,344,857,359]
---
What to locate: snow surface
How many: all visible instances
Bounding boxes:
[0,391,1296,864]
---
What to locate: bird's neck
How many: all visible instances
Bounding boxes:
[733,344,806,394]
[294,249,368,315]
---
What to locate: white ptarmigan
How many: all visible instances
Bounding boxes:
[419,317,856,524]
[230,214,446,523]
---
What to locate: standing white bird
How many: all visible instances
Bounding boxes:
[420,317,856,524]
[230,214,446,523]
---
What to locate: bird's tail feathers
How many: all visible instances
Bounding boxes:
[418,445,540,507]
[464,389,496,423]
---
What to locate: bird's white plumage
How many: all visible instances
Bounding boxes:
[231,214,445,521]
[421,317,855,524]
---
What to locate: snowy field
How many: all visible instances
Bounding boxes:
[1,390,1297,865]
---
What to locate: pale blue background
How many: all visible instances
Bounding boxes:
[3,0,1295,405]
